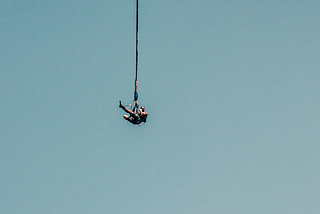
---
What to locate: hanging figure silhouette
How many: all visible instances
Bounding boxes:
[119,100,148,125]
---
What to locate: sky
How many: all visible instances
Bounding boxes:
[1,0,320,213]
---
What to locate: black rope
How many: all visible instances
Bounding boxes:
[135,0,138,83]
[134,0,139,101]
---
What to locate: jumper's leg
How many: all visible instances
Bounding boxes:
[119,101,133,114]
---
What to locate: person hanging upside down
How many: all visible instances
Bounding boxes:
[119,100,148,125]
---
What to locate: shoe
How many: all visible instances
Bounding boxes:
[119,100,124,109]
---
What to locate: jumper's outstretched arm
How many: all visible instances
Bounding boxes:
[132,101,139,113]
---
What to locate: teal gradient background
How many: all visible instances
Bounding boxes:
[1,0,320,213]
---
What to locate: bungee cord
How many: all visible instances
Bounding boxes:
[134,0,139,102]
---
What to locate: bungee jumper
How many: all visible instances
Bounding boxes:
[119,0,147,125]
[119,100,148,125]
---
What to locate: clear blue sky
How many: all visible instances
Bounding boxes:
[1,0,320,213]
